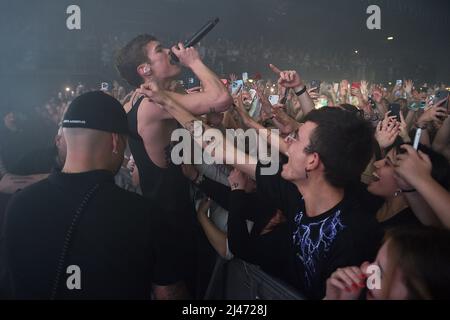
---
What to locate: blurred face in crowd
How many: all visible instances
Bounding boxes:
[367,149,399,198]
[144,41,180,81]
[282,122,319,183]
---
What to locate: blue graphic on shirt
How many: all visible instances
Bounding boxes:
[292,209,345,287]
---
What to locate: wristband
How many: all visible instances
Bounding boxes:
[295,86,307,97]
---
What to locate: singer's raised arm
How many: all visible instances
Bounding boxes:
[137,81,258,179]
[167,43,232,115]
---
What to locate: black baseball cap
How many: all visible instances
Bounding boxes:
[62,91,128,134]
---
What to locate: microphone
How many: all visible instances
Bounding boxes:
[170,17,220,64]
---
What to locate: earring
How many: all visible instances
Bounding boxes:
[305,169,309,179]
[393,189,402,197]
[113,150,118,155]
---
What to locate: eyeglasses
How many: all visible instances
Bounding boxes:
[286,123,304,143]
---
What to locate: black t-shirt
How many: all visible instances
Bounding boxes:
[255,161,382,299]
[2,170,187,299]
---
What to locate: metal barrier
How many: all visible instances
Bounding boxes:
[204,257,304,300]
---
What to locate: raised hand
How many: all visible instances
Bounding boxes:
[171,42,201,68]
[395,144,433,188]
[272,105,298,135]
[398,111,411,143]
[375,112,400,149]
[325,266,367,300]
[417,98,448,127]
[137,79,169,106]
[360,80,369,98]
[404,80,414,94]
[308,87,319,100]
[269,64,304,89]
[340,80,349,95]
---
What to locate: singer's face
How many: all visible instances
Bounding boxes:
[146,41,181,80]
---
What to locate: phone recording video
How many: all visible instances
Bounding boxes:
[231,80,244,95]
[389,103,401,122]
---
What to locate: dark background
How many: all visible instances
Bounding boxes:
[1,0,449,111]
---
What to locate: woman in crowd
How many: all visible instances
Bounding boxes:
[367,142,449,229]
[325,226,450,300]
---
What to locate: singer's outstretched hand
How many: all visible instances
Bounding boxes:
[172,42,201,68]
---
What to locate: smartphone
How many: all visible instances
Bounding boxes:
[389,103,401,122]
[242,72,249,83]
[396,80,403,87]
[311,80,321,89]
[231,80,244,95]
[268,95,280,106]
[434,90,449,110]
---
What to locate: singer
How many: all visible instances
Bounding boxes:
[115,33,232,297]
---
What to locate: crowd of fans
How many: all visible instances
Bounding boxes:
[0,35,449,300]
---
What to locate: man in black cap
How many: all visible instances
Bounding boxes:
[1,91,189,299]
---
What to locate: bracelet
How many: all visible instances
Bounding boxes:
[295,86,307,97]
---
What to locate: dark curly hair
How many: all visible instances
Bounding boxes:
[303,107,375,188]
[115,34,157,88]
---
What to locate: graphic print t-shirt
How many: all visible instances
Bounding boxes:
[255,161,381,299]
